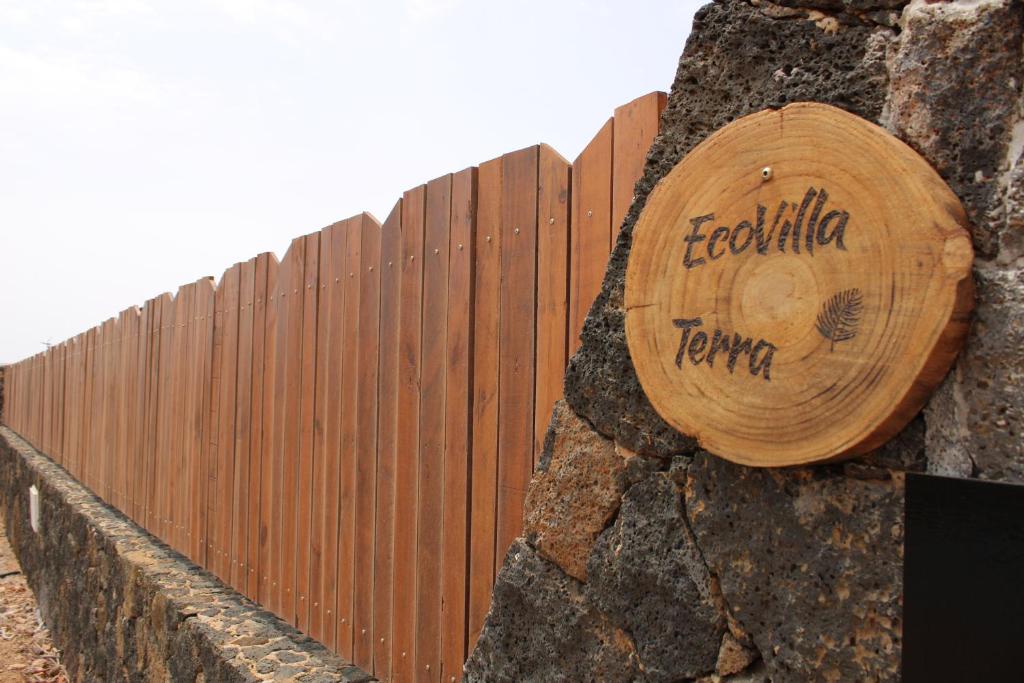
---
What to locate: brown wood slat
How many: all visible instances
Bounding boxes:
[191,279,216,565]
[276,241,304,621]
[295,233,320,630]
[611,91,666,249]
[276,239,306,619]
[215,266,242,579]
[231,259,257,591]
[442,167,476,681]
[393,185,426,681]
[569,118,613,357]
[416,174,452,682]
[140,301,158,530]
[246,256,270,599]
[171,287,190,552]
[155,295,173,542]
[308,220,347,646]
[373,201,402,681]
[308,222,336,642]
[336,220,362,656]
[468,157,502,648]
[353,213,382,670]
[496,146,539,570]
[535,146,571,466]
[257,254,281,607]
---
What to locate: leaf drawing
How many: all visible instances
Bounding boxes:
[816,288,864,352]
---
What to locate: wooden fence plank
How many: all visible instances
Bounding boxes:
[246,256,270,599]
[468,157,502,648]
[569,118,613,357]
[496,146,539,570]
[154,295,172,541]
[232,259,256,591]
[278,241,306,620]
[353,213,382,670]
[442,167,476,682]
[535,146,571,466]
[216,266,241,579]
[416,174,452,682]
[308,222,336,642]
[393,185,425,681]
[295,233,320,630]
[611,91,666,249]
[191,280,216,565]
[336,220,362,656]
[171,287,190,552]
[373,201,402,681]
[257,254,281,607]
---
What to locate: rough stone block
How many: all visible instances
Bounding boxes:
[684,452,903,681]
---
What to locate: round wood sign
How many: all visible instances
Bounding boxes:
[625,103,974,467]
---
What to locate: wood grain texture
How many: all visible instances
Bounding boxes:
[308,221,342,645]
[535,145,571,466]
[232,260,256,591]
[468,157,501,650]
[416,174,452,682]
[496,146,538,574]
[611,91,667,249]
[393,186,425,682]
[336,221,362,656]
[295,233,320,630]
[245,257,269,599]
[373,201,402,681]
[257,254,280,607]
[569,118,613,356]
[626,103,974,467]
[441,167,475,682]
[353,213,382,671]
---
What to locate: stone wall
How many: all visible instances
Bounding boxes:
[466,1,1024,680]
[0,427,372,683]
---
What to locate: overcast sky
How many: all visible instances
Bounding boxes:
[0,0,703,364]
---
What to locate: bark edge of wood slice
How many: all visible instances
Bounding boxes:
[625,102,974,467]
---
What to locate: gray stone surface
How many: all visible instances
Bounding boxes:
[463,539,641,682]
[684,452,904,681]
[0,427,371,683]
[887,0,1024,484]
[563,0,897,459]
[587,474,726,681]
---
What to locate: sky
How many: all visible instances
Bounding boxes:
[0,0,704,364]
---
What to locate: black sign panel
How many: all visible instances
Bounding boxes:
[903,473,1024,681]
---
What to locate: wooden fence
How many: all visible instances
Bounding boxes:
[1,91,666,682]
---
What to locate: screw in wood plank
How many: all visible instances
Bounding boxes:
[361,629,366,635]
[761,166,773,181]
[402,652,407,658]
[380,637,385,644]
[388,261,393,267]
[587,210,593,217]
[514,227,520,235]
[369,266,374,271]
[410,255,415,261]
[425,665,430,672]
[486,235,492,242]
[549,217,555,225]
[457,243,463,250]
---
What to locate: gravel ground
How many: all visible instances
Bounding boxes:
[0,515,66,682]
